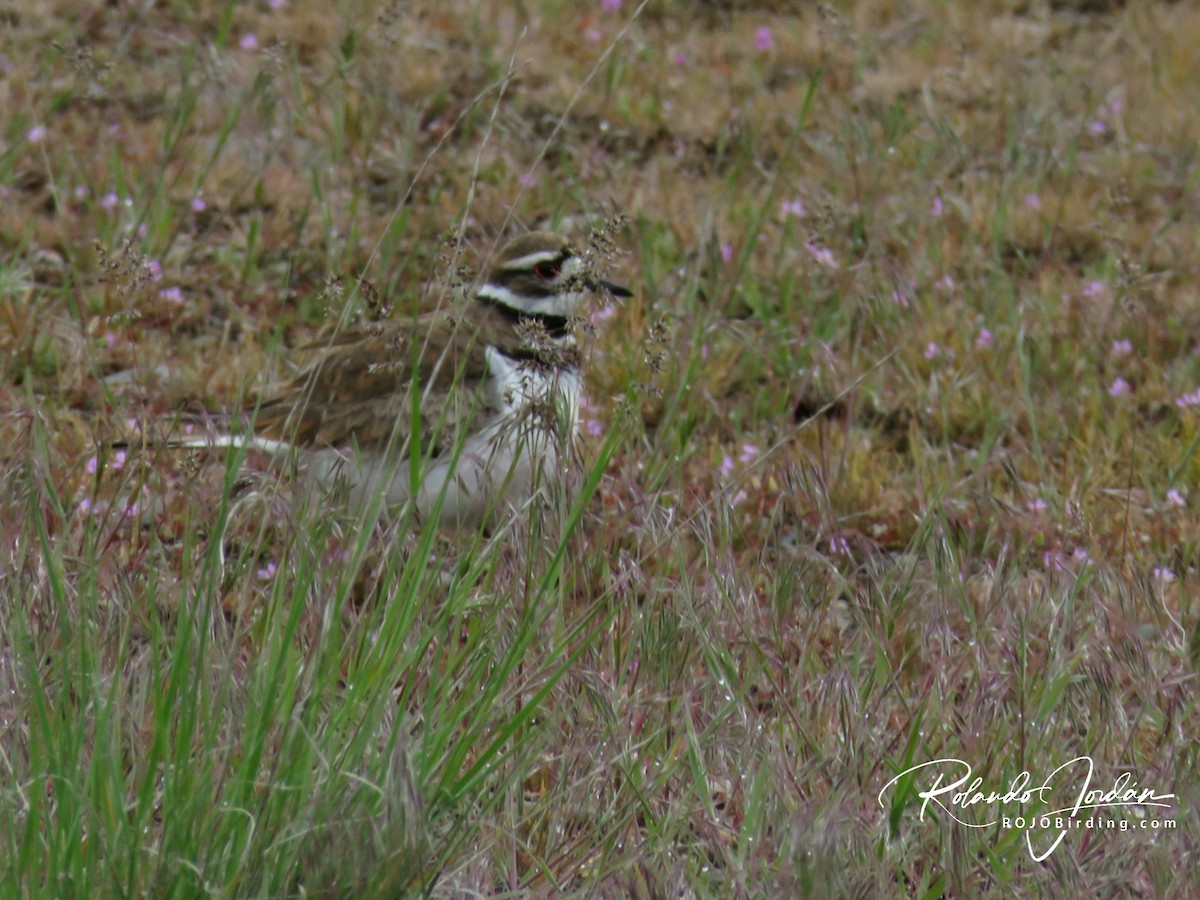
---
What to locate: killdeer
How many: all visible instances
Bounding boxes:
[174,231,631,528]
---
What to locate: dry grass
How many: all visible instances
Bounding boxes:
[1,0,1197,896]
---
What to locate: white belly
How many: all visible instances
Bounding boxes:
[302,355,581,528]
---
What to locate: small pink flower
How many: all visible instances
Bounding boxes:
[191,195,207,213]
[585,28,602,43]
[159,286,185,305]
[805,243,836,268]
[519,170,539,188]
[74,186,88,200]
[27,124,46,144]
[112,449,127,469]
[1089,119,1107,136]
[1176,390,1200,409]
[590,304,615,322]
[78,497,92,513]
[923,342,938,360]
[240,33,258,50]
[1027,498,1047,513]
[674,52,688,66]
[1107,377,1130,397]
[892,288,910,308]
[754,27,774,52]
[720,243,733,264]
[86,456,98,474]
[1111,338,1132,357]
[601,0,622,10]
[257,561,278,580]
[720,456,734,477]
[587,418,604,437]
[936,275,955,291]
[829,535,850,555]
[779,197,805,218]
[930,196,943,218]
[739,443,759,464]
[1153,567,1175,583]
[975,328,994,349]
[101,192,120,210]
[1023,193,1041,209]
[1072,548,1092,564]
[268,0,287,8]
[146,259,163,282]
[1167,489,1185,507]
[1083,280,1106,298]
[731,489,748,507]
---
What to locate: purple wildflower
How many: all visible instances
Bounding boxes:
[805,243,836,268]
[779,197,804,218]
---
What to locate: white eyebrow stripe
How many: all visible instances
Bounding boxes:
[501,250,565,271]
[476,283,527,308]
[476,282,583,317]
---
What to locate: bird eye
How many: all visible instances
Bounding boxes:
[533,261,561,280]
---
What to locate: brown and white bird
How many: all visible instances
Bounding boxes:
[175,231,631,528]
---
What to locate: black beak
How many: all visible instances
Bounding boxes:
[589,279,633,298]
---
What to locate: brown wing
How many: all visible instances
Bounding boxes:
[252,313,492,457]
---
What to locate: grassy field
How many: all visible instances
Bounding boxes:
[1,0,1197,896]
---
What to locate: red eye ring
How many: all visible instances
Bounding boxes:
[533,261,561,280]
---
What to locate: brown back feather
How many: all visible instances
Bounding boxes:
[252,310,498,456]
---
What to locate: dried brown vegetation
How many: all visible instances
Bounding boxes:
[1,1,1197,897]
